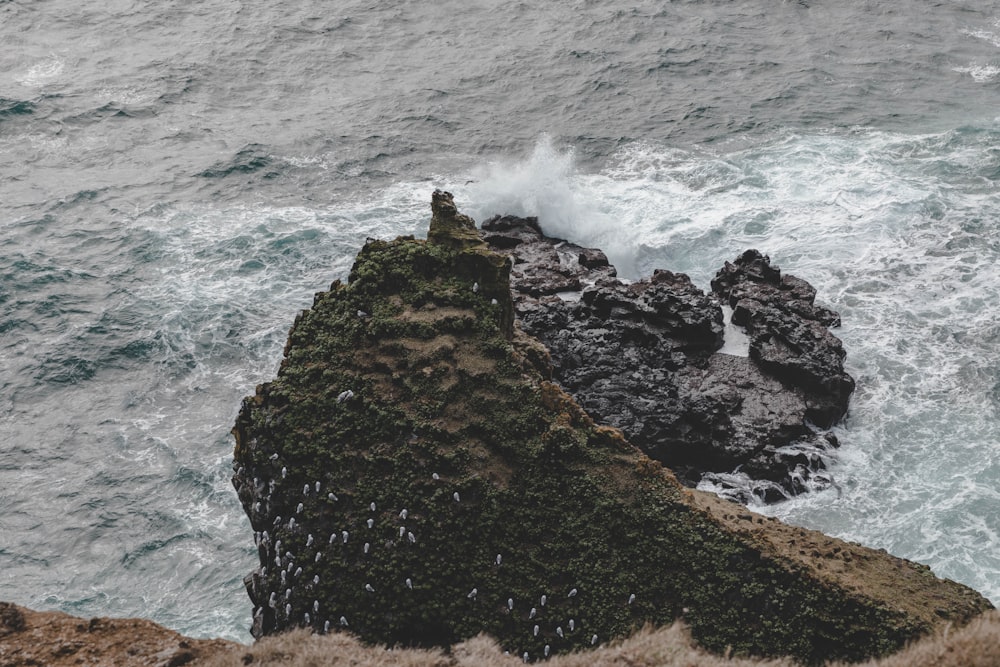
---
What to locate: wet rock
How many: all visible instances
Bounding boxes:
[481,215,854,501]
[711,249,855,428]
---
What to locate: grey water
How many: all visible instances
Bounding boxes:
[2,0,999,641]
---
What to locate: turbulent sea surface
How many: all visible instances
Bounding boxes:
[3,0,1000,642]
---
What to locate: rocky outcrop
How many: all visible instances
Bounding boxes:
[0,602,237,667]
[231,193,990,664]
[480,215,852,502]
[710,250,854,429]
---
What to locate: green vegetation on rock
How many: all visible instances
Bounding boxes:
[232,193,991,664]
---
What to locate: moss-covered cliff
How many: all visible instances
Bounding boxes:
[231,192,990,664]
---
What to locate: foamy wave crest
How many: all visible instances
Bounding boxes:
[462,136,638,274]
[962,27,1000,48]
[953,64,1000,81]
[133,188,432,385]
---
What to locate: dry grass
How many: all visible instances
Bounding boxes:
[841,610,1000,667]
[7,601,994,667]
[201,611,1000,667]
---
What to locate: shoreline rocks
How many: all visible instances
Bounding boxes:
[480,215,853,502]
[230,192,991,663]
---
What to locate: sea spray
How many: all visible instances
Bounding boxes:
[462,130,1000,604]
[464,136,639,276]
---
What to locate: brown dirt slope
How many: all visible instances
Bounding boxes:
[0,602,236,667]
[687,490,988,632]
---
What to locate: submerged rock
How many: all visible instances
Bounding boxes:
[232,193,990,663]
[481,215,852,502]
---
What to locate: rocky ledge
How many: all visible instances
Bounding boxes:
[0,602,236,667]
[230,192,990,664]
[480,214,854,502]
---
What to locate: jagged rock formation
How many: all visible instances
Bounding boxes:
[480,215,853,502]
[231,192,990,663]
[710,250,854,429]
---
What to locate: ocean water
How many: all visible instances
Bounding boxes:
[2,0,999,642]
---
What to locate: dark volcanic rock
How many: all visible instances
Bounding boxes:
[481,215,855,503]
[711,249,855,429]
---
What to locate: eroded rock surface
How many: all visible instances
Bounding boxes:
[711,250,855,429]
[0,602,237,667]
[480,215,853,502]
[231,193,990,664]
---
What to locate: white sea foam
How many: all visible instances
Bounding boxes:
[719,306,750,358]
[15,56,65,88]
[95,85,157,107]
[462,136,636,274]
[962,28,1000,48]
[952,64,1000,81]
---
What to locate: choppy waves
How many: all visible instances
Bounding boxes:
[0,188,440,640]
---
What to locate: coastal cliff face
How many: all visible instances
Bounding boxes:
[231,192,991,663]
